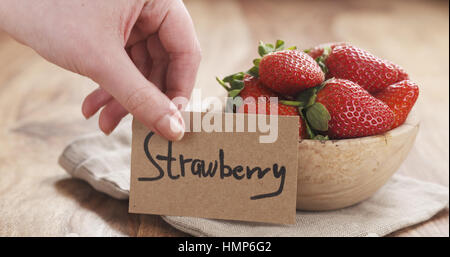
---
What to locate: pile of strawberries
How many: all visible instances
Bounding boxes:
[217,40,419,140]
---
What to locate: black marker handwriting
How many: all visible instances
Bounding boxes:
[138,132,286,200]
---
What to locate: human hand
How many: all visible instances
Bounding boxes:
[0,0,201,140]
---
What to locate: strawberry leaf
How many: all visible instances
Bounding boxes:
[223,72,245,83]
[296,87,318,108]
[230,80,244,90]
[258,41,275,57]
[247,66,259,78]
[275,40,285,51]
[228,89,243,98]
[258,40,296,57]
[217,72,245,98]
[305,102,331,131]
[247,58,261,78]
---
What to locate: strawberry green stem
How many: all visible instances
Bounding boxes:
[280,100,304,107]
[216,77,230,91]
[299,109,316,139]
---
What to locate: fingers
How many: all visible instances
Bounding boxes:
[98,99,129,134]
[146,34,168,91]
[157,0,201,100]
[82,0,200,139]
[129,35,168,92]
[91,46,185,141]
[82,87,113,119]
[130,40,152,78]
[82,88,130,134]
[127,0,171,47]
[131,0,201,100]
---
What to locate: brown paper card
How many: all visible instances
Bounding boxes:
[129,112,299,224]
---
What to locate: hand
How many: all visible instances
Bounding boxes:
[0,0,201,140]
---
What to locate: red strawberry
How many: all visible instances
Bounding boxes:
[315,78,394,138]
[321,44,409,93]
[258,50,325,96]
[282,78,395,139]
[238,97,307,139]
[374,80,419,129]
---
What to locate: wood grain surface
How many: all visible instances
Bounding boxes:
[0,0,448,237]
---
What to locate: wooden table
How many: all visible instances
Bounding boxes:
[0,0,448,236]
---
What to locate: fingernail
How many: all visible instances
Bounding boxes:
[155,112,185,141]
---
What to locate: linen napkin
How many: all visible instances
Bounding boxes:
[58,120,449,237]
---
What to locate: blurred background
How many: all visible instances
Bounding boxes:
[0,0,448,236]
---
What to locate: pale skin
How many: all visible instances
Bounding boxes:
[0,0,201,141]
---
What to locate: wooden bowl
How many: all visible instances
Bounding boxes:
[296,111,419,211]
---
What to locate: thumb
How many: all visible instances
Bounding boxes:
[89,47,185,141]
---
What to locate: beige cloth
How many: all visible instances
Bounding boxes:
[59,121,449,237]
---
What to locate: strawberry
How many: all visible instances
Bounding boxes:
[374,80,419,129]
[317,44,409,93]
[282,78,395,139]
[225,39,324,96]
[257,50,325,96]
[314,79,394,138]
[238,97,307,139]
